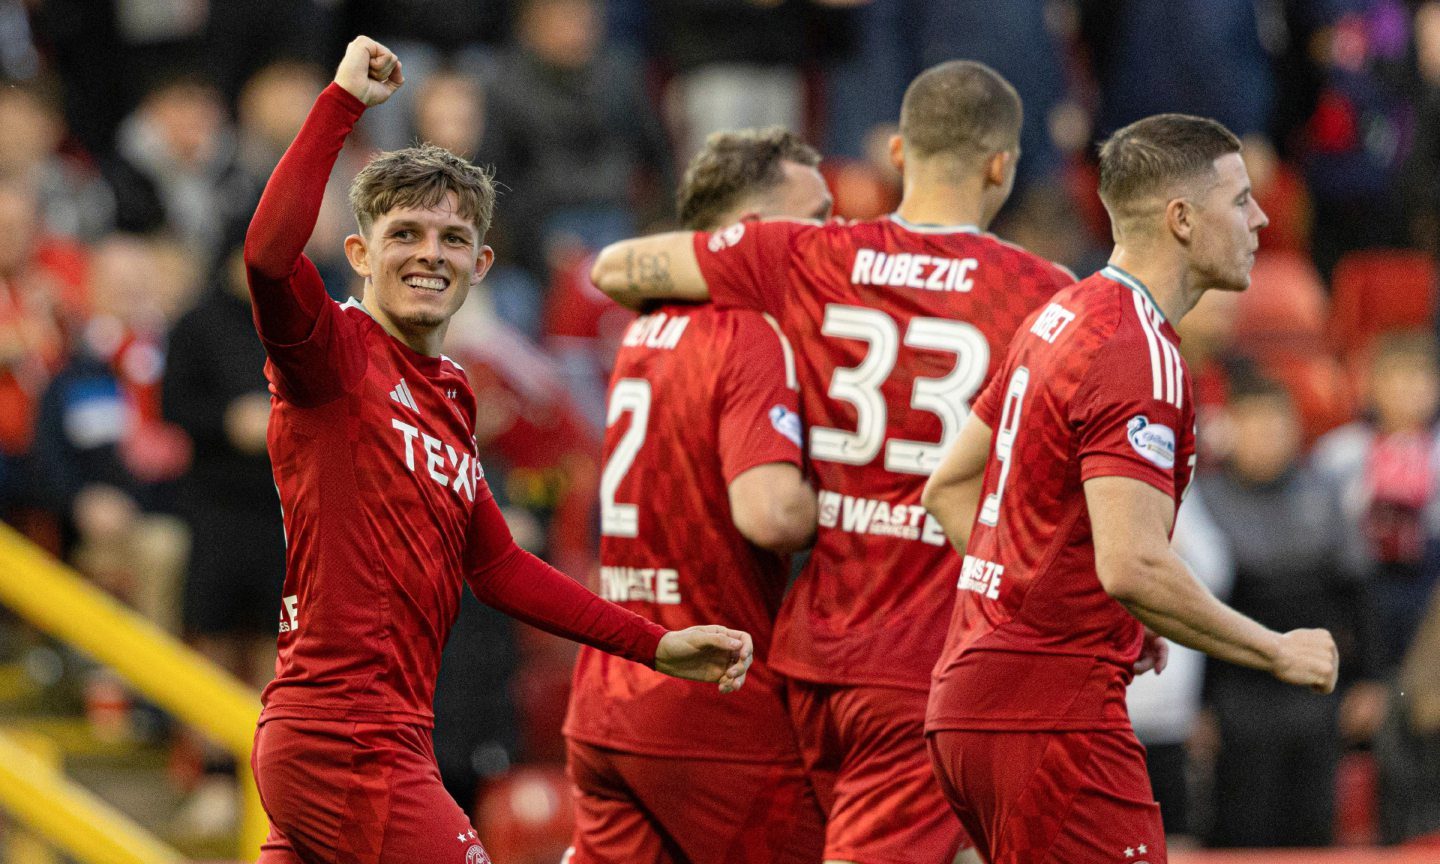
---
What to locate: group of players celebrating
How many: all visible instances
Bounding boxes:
[245,35,1342,864]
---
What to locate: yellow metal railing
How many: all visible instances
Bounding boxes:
[0,522,267,860]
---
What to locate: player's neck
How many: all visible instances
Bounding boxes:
[896,172,989,231]
[363,298,448,356]
[1105,247,1202,326]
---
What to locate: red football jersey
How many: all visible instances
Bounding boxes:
[259,296,487,726]
[564,304,805,760]
[251,84,665,728]
[927,266,1198,732]
[693,216,1073,689]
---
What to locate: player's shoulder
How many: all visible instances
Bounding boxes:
[972,229,1076,285]
[706,216,826,253]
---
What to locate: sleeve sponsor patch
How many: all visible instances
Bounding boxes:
[1126,415,1176,469]
[769,404,803,447]
[707,222,746,252]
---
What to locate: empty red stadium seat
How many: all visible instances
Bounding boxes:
[1334,750,1378,846]
[1329,250,1437,358]
[1234,250,1330,345]
[474,765,576,864]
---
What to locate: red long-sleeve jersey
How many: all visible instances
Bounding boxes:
[248,83,665,727]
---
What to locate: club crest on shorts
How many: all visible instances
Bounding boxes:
[1126,415,1175,470]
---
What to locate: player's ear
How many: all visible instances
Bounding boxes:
[1165,198,1194,244]
[470,244,495,285]
[344,233,372,279]
[984,150,1012,188]
[888,134,905,174]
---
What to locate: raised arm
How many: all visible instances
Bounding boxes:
[591,233,710,310]
[244,36,402,343]
[922,413,994,554]
[1086,475,1339,693]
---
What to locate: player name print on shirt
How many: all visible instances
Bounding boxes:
[1029,302,1076,344]
[622,311,690,351]
[850,249,978,293]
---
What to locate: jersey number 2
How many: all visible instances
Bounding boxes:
[600,378,651,538]
[810,304,989,475]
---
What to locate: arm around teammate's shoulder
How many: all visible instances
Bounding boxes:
[592,232,709,310]
[1085,475,1340,694]
[728,462,816,553]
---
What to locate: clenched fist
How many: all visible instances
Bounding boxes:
[1270,628,1339,694]
[334,35,404,107]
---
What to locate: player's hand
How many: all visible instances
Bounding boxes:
[1133,627,1169,676]
[334,36,403,107]
[1270,628,1339,694]
[655,625,753,694]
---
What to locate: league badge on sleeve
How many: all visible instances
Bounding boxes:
[769,405,803,447]
[1126,415,1176,470]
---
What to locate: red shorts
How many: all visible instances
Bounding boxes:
[565,739,824,864]
[253,718,492,864]
[926,727,1166,864]
[788,680,968,864]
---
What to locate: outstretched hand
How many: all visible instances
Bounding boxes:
[334,35,404,107]
[655,625,754,694]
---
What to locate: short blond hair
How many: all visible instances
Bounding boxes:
[1098,114,1242,220]
[899,61,1022,162]
[348,144,497,240]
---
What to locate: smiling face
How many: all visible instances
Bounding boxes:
[344,190,493,352]
[1184,152,1269,293]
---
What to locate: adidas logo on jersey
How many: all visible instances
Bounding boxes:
[390,378,419,414]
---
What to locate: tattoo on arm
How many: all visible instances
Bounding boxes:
[624,248,673,298]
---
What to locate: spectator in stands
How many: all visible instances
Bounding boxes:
[106,75,239,266]
[650,0,838,161]
[1376,583,1440,842]
[1292,0,1414,279]
[1127,487,1234,846]
[28,233,191,627]
[161,242,285,838]
[0,179,89,531]
[410,69,542,337]
[1314,332,1440,673]
[1198,375,1380,848]
[0,78,117,242]
[197,0,337,104]
[1082,0,1273,141]
[161,241,282,686]
[482,0,673,280]
[345,0,509,150]
[222,61,328,245]
[825,0,1066,189]
[1403,1,1440,254]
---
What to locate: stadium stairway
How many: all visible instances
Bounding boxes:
[0,523,264,862]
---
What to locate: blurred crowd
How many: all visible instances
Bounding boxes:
[2,0,1440,855]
